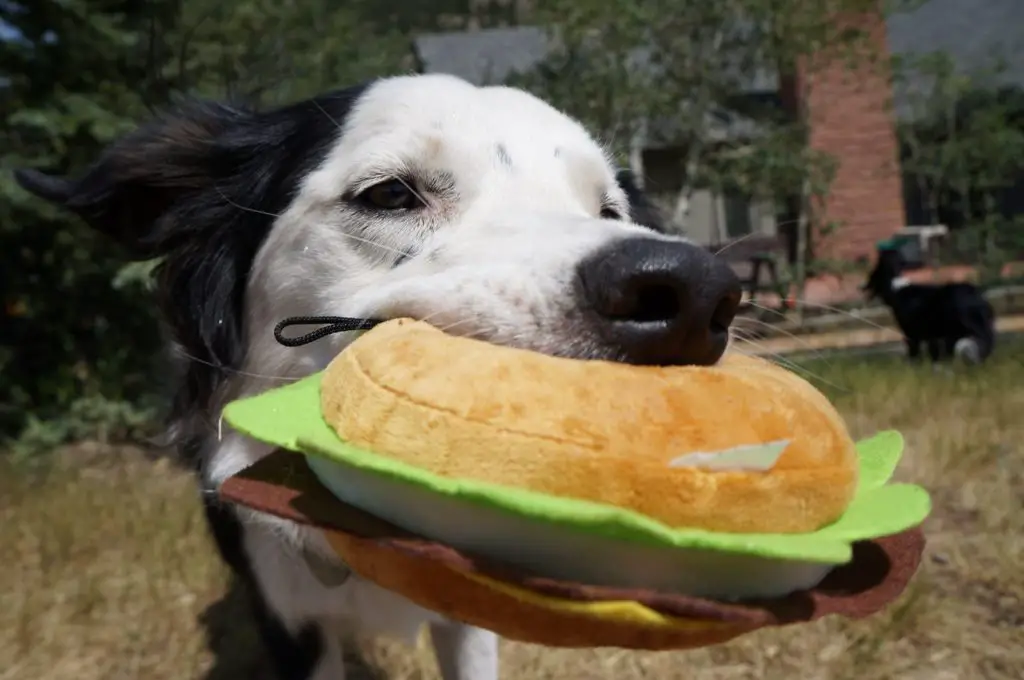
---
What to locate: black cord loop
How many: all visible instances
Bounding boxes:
[273,316,383,347]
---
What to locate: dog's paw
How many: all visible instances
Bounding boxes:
[954,337,982,365]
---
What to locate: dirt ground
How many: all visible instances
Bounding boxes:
[2,349,1022,680]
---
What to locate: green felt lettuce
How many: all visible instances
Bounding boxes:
[223,373,931,565]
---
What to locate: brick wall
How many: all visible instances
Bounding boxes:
[785,8,906,264]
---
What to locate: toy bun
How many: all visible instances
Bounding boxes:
[321,318,858,535]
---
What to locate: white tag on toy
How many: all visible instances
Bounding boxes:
[669,439,791,472]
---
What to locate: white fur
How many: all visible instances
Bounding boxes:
[890,275,912,291]
[954,336,981,364]
[205,74,695,679]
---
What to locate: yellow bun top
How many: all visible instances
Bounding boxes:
[320,319,858,534]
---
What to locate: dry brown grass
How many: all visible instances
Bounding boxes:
[2,348,1022,680]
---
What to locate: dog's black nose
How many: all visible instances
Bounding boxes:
[576,237,742,366]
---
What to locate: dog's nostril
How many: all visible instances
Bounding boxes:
[709,291,741,335]
[615,281,682,323]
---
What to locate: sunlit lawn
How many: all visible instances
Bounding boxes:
[2,346,1022,679]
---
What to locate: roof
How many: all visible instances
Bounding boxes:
[886,0,1024,120]
[412,26,778,94]
[412,26,553,86]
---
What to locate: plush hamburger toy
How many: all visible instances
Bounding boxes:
[219,318,930,650]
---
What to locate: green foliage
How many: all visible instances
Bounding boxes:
[893,49,1024,275]
[511,0,880,157]
[162,0,411,107]
[0,0,442,453]
[1,0,174,446]
[10,395,160,462]
[505,28,656,157]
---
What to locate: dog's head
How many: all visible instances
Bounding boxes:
[17,74,741,421]
[862,248,906,301]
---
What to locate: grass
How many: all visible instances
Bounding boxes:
[2,347,1023,680]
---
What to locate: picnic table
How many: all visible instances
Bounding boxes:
[705,234,790,308]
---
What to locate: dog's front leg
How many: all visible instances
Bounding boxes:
[307,633,349,680]
[429,622,499,680]
[905,337,922,362]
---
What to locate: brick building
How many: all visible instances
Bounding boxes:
[782,11,905,264]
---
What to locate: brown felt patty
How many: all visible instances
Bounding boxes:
[218,451,924,642]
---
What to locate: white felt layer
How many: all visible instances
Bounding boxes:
[305,455,835,600]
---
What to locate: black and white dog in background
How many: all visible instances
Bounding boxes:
[16,74,742,680]
[863,248,995,364]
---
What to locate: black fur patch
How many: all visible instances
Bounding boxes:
[615,169,665,232]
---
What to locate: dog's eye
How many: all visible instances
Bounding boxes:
[600,206,623,220]
[359,179,421,211]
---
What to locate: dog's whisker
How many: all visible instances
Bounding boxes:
[311,98,343,131]
[728,326,756,342]
[714,231,759,257]
[172,347,299,383]
[733,316,834,366]
[414,310,447,327]
[787,299,892,332]
[731,343,847,393]
[729,337,849,393]
[348,235,414,258]
[746,301,790,320]
[747,296,885,333]
[395,175,430,208]
[748,299,890,334]
[458,326,497,342]
[420,310,483,332]
[213,186,283,219]
[436,317,482,335]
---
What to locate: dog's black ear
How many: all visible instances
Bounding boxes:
[13,168,75,205]
[616,169,665,232]
[14,102,250,259]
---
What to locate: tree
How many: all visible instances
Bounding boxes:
[160,0,411,108]
[1,0,180,447]
[0,0,450,450]
[893,49,1024,283]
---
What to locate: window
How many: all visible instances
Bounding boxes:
[723,191,753,238]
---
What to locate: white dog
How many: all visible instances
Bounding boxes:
[16,74,741,680]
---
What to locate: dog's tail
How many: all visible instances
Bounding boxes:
[955,299,996,364]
